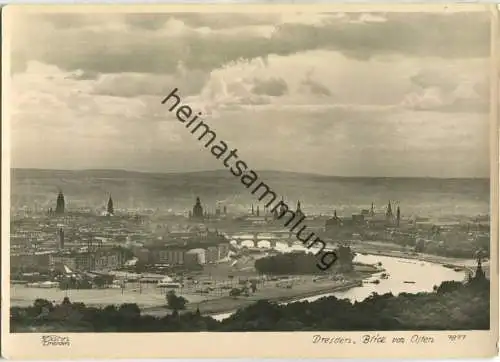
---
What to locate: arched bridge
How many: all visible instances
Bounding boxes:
[228,231,300,248]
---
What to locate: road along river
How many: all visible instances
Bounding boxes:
[210,253,469,321]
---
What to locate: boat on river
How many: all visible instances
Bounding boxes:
[403,281,416,284]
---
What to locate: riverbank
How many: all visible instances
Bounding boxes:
[141,279,364,317]
[195,264,380,317]
[141,264,380,317]
[10,251,472,325]
[10,263,379,316]
[353,242,485,276]
[204,279,363,317]
[10,274,490,334]
[200,249,478,320]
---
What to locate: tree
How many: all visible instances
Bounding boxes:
[436,281,463,294]
[166,291,187,311]
[336,245,354,271]
[118,303,141,319]
[34,299,53,312]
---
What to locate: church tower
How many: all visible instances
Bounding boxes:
[386,200,393,221]
[55,191,65,215]
[396,206,401,227]
[296,200,305,219]
[192,197,204,219]
[107,195,114,216]
[474,257,486,281]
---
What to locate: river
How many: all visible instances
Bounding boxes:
[210,253,469,321]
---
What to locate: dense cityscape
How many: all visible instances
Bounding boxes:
[10,184,491,332]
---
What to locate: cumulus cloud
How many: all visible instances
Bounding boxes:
[403,65,489,113]
[300,70,332,96]
[11,11,490,76]
[251,77,288,96]
[10,61,489,177]
[6,9,491,177]
[92,63,208,98]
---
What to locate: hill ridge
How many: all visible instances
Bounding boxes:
[10,168,489,181]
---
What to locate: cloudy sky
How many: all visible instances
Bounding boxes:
[8,9,491,177]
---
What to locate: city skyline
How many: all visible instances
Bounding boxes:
[8,11,491,178]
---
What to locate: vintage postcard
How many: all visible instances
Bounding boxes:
[1,3,498,359]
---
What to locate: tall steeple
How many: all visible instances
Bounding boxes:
[386,200,393,218]
[474,257,486,281]
[279,197,287,216]
[55,190,65,215]
[370,202,375,216]
[107,195,114,216]
[472,249,487,281]
[192,197,204,219]
[296,200,305,219]
[396,206,400,227]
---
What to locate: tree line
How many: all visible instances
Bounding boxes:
[254,246,355,274]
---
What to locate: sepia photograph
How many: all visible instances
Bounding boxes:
[1,3,498,359]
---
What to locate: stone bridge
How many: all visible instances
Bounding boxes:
[228,231,298,248]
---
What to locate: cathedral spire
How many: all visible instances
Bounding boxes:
[192,196,204,219]
[55,190,65,215]
[386,200,393,217]
[107,195,114,216]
